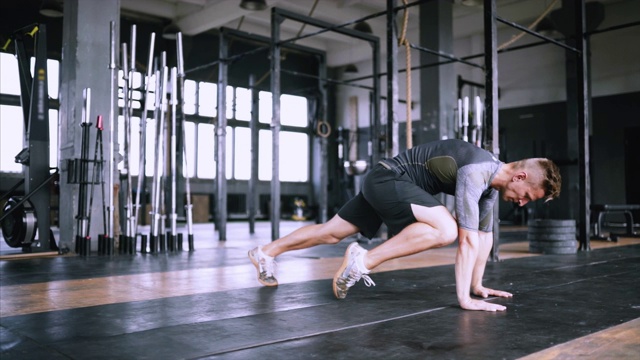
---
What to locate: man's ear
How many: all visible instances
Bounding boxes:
[512,171,527,182]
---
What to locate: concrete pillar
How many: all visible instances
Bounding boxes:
[418,1,455,143]
[58,0,120,252]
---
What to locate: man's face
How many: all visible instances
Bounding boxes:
[502,177,546,206]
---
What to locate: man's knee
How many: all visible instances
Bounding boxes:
[433,220,458,247]
[312,224,343,245]
[318,233,341,245]
[409,221,457,247]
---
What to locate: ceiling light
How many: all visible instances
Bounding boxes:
[240,0,267,11]
[39,0,63,18]
[162,23,180,40]
[459,0,483,6]
[344,64,358,73]
[354,21,373,34]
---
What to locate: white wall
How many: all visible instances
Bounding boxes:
[477,0,640,109]
[335,0,640,131]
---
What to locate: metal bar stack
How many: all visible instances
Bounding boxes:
[455,96,483,147]
[150,55,168,254]
[96,22,198,256]
[176,32,195,251]
[134,32,156,253]
[105,20,117,253]
[91,115,112,255]
[75,88,92,256]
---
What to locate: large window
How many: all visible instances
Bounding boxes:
[0,53,59,173]
[150,83,310,182]
[0,105,25,173]
[1,50,310,183]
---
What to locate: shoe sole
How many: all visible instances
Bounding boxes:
[332,242,358,299]
[248,250,278,287]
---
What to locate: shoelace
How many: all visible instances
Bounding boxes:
[260,257,277,276]
[361,274,375,287]
[345,269,375,287]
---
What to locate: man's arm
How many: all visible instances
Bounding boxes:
[470,231,513,300]
[455,228,507,312]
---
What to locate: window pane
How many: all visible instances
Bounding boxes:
[184,79,196,115]
[49,109,58,168]
[225,126,233,179]
[197,123,215,178]
[183,121,196,178]
[258,130,308,182]
[47,59,59,99]
[199,82,217,117]
[0,107,59,172]
[258,130,272,181]
[116,116,143,176]
[117,116,126,172]
[281,94,307,127]
[0,53,20,95]
[234,127,251,180]
[131,72,143,90]
[226,86,234,120]
[145,119,157,176]
[128,117,141,176]
[0,105,24,172]
[280,132,308,181]
[235,87,251,121]
[259,91,271,124]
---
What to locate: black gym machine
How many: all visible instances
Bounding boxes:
[0,24,59,253]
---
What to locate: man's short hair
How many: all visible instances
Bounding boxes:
[515,158,562,202]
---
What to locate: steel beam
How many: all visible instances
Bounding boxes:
[484,0,500,261]
[216,29,228,241]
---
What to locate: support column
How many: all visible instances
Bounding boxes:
[484,0,500,261]
[317,56,329,223]
[249,74,258,234]
[58,0,120,252]
[216,30,228,241]
[386,0,399,157]
[418,0,455,143]
[270,10,283,240]
[563,0,591,250]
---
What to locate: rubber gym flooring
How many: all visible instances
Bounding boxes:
[1,222,639,359]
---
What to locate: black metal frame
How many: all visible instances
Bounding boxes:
[483,0,591,256]
[214,26,329,241]
[0,24,56,253]
[268,7,380,240]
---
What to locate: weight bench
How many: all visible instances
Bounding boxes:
[591,204,640,241]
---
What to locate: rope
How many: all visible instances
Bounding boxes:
[295,0,320,39]
[398,0,412,149]
[497,0,560,51]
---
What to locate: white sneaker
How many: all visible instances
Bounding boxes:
[333,242,375,299]
[248,247,278,286]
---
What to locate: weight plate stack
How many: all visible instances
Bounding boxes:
[527,219,578,255]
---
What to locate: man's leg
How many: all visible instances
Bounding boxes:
[364,204,458,269]
[333,204,457,298]
[249,215,359,286]
[262,215,359,257]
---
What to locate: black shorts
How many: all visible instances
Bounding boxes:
[337,162,443,239]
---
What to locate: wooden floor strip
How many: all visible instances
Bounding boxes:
[0,242,532,317]
[2,237,639,318]
[519,317,640,360]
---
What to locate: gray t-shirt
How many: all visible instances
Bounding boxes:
[392,139,502,232]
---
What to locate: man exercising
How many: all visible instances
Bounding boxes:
[249,139,562,312]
